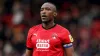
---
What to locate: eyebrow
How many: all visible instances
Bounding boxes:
[41,7,51,10]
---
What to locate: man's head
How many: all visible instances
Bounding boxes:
[40,2,57,23]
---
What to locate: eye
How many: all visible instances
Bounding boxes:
[40,8,43,11]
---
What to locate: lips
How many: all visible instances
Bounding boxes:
[42,15,47,17]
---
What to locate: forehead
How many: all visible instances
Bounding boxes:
[41,3,56,10]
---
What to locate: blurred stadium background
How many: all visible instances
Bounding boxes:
[0,0,100,56]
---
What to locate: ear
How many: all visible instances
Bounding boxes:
[53,12,57,17]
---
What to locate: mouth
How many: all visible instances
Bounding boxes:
[42,15,47,17]
[41,15,49,22]
[41,15,47,19]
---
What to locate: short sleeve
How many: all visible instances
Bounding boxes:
[62,30,74,44]
[61,29,74,48]
[26,28,33,49]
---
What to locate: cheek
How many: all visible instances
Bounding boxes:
[47,12,53,17]
[40,12,42,15]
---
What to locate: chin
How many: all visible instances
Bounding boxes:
[42,20,49,23]
[42,19,52,23]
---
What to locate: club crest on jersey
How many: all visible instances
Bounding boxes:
[52,33,57,39]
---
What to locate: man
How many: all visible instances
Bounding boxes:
[26,2,74,56]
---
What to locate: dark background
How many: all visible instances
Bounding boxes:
[0,0,100,56]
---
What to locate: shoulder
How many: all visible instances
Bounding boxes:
[57,24,70,33]
[28,24,41,33]
[30,24,41,30]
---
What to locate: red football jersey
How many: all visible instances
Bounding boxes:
[26,24,73,56]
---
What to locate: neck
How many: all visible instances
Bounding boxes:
[42,20,55,30]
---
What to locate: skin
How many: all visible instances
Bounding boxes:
[65,46,74,56]
[26,2,74,56]
[26,49,32,56]
[40,2,57,29]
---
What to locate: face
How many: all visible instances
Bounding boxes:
[40,3,56,23]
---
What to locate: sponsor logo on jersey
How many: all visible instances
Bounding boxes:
[36,39,50,49]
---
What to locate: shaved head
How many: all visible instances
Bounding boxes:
[41,2,57,12]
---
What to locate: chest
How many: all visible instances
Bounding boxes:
[31,30,62,49]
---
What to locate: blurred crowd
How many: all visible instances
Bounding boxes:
[0,0,100,56]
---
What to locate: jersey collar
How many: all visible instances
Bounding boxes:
[42,24,56,30]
